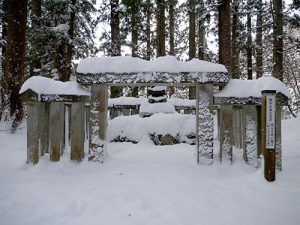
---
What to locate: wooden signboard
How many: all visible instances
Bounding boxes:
[266,95,276,149]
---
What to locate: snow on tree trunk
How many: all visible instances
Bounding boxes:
[196,84,213,165]
[219,105,233,163]
[89,84,108,162]
[243,105,258,167]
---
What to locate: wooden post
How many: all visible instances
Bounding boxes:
[49,102,64,161]
[26,102,39,164]
[275,98,282,170]
[85,105,89,140]
[38,102,49,155]
[196,83,214,165]
[219,105,233,163]
[70,102,85,161]
[243,105,259,167]
[89,84,108,162]
[262,90,276,182]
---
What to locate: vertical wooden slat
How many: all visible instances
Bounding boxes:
[71,102,85,161]
[243,105,259,167]
[38,102,49,156]
[219,105,233,163]
[89,84,108,162]
[49,102,64,161]
[27,102,39,164]
[196,83,214,165]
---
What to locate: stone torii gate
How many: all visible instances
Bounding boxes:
[76,56,230,164]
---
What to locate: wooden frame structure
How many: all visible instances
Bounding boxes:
[214,92,289,169]
[20,91,89,164]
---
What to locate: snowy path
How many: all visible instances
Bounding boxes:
[0,117,300,225]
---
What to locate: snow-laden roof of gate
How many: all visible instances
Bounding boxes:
[214,76,291,105]
[76,56,230,85]
[77,56,227,73]
[19,76,90,102]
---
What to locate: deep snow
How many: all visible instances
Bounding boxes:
[0,115,299,225]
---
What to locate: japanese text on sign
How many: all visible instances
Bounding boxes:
[266,94,276,149]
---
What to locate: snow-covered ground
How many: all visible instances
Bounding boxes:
[0,115,299,225]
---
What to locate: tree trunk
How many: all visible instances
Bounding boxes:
[30,0,42,77]
[272,0,283,81]
[131,2,139,57]
[0,0,27,130]
[169,0,176,55]
[198,17,206,60]
[246,0,253,80]
[63,0,76,81]
[110,0,122,97]
[218,0,232,73]
[156,0,166,57]
[231,0,240,78]
[188,0,196,99]
[131,18,138,57]
[0,0,7,121]
[110,0,121,56]
[256,0,263,78]
[188,0,196,60]
[146,0,151,60]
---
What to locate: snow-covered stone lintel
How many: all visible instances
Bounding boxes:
[76,72,230,85]
[19,76,90,102]
[214,93,289,106]
[40,94,90,103]
[214,76,291,105]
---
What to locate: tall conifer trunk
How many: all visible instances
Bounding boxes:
[146,0,151,60]
[30,0,42,77]
[111,0,121,56]
[272,0,283,81]
[246,0,253,80]
[256,0,263,78]
[0,0,27,130]
[231,0,240,78]
[156,0,166,56]
[188,0,196,99]
[63,0,76,82]
[110,0,122,97]
[188,0,196,60]
[169,0,176,56]
[218,0,232,73]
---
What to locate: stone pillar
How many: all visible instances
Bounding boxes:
[26,102,39,164]
[243,105,259,167]
[122,108,130,116]
[196,83,214,165]
[38,102,49,155]
[49,102,64,161]
[219,105,233,163]
[89,84,108,162]
[71,102,85,161]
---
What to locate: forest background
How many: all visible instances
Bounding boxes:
[0,0,299,131]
